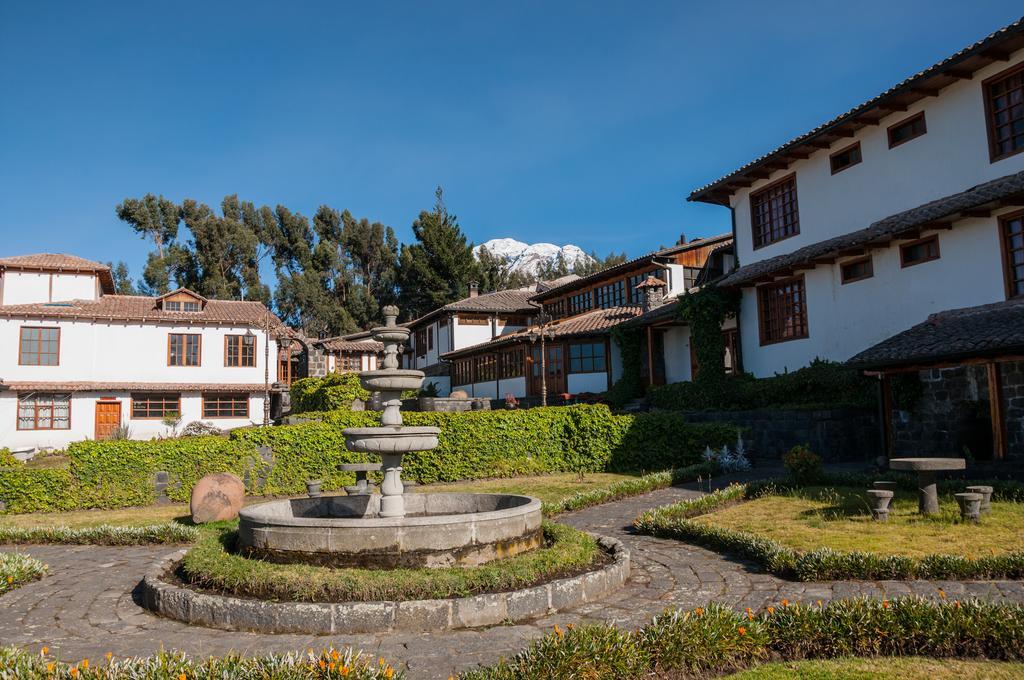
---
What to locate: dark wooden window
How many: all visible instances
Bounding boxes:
[473,354,497,382]
[750,175,800,249]
[887,112,927,148]
[457,315,489,325]
[19,327,60,366]
[985,63,1024,162]
[544,299,567,319]
[415,329,427,357]
[131,393,180,419]
[626,272,648,303]
[17,393,71,430]
[202,393,249,418]
[499,347,525,378]
[427,327,434,350]
[723,329,739,375]
[568,342,606,373]
[568,291,593,315]
[840,256,874,284]
[595,280,625,309]
[168,333,201,366]
[1001,211,1024,299]
[225,334,255,367]
[830,142,862,174]
[453,359,473,385]
[900,235,940,268]
[758,276,809,345]
[338,354,362,372]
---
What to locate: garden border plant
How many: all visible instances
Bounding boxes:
[179,521,602,602]
[0,552,47,594]
[460,597,1024,679]
[634,480,1024,581]
[0,523,198,546]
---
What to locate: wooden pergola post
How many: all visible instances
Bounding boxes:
[987,361,1006,460]
[646,326,655,387]
[880,373,894,458]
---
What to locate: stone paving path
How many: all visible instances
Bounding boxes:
[2,481,1024,679]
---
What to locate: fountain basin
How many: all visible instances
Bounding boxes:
[343,426,440,454]
[358,370,426,393]
[238,492,543,568]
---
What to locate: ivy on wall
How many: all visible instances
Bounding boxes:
[607,326,645,407]
[676,283,741,386]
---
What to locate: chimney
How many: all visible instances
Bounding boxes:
[468,281,479,298]
[677,232,687,245]
[635,276,667,313]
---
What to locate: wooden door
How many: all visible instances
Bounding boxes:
[529,344,566,396]
[94,401,121,440]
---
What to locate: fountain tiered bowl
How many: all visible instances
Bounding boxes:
[238,305,543,569]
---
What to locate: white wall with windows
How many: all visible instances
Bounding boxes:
[0,271,101,306]
[0,390,263,450]
[730,51,1024,269]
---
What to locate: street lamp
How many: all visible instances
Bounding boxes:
[526,312,556,407]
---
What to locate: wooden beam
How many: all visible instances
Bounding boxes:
[784,151,811,160]
[921,222,953,230]
[813,256,837,265]
[832,127,857,138]
[960,208,992,218]
[945,68,974,80]
[856,116,882,126]
[875,355,1024,375]
[910,87,940,98]
[980,48,1012,62]
[806,140,832,150]
[837,247,866,258]
[727,179,752,189]
[878,104,908,112]
[988,362,1006,460]
[881,374,894,458]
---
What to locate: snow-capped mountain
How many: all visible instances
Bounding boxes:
[474,238,593,276]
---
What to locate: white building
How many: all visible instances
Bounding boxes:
[0,254,285,450]
[689,18,1024,378]
[317,330,383,374]
[443,236,730,399]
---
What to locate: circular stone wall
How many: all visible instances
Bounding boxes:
[238,493,543,568]
[141,535,629,634]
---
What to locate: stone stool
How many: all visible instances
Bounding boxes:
[305,479,323,498]
[965,485,993,513]
[873,481,898,493]
[341,463,382,495]
[866,489,894,521]
[954,492,983,523]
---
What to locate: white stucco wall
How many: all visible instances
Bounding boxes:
[0,391,263,450]
[731,49,1024,269]
[739,217,1010,377]
[451,376,526,399]
[422,376,451,397]
[567,372,608,394]
[0,271,102,305]
[663,326,692,384]
[452,317,494,350]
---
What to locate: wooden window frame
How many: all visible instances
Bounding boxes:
[415,328,427,357]
[427,326,434,351]
[750,173,800,250]
[224,334,256,368]
[16,392,72,431]
[201,393,250,419]
[899,234,941,268]
[457,315,490,326]
[168,333,202,366]
[887,112,927,149]
[499,347,525,379]
[130,393,182,420]
[839,255,874,284]
[568,341,607,374]
[829,141,862,175]
[18,326,60,366]
[756,275,809,346]
[337,353,362,372]
[983,61,1024,163]
[999,208,1024,299]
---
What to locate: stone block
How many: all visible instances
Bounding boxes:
[506,585,550,620]
[334,602,395,634]
[549,577,584,611]
[394,600,452,631]
[455,593,508,628]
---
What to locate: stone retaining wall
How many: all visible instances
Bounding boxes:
[681,407,880,462]
[141,535,629,634]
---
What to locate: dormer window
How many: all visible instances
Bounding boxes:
[157,288,206,313]
[163,300,200,312]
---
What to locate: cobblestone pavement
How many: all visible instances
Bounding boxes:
[2,480,1023,679]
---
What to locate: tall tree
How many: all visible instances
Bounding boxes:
[397,187,477,320]
[573,250,629,277]
[475,245,533,292]
[105,261,137,295]
[116,194,184,295]
[179,196,270,302]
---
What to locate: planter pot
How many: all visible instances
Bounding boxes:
[866,489,893,521]
[306,480,323,498]
[965,485,993,513]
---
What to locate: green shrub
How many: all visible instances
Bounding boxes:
[782,445,822,485]
[0,467,77,513]
[648,359,875,411]
[0,448,20,467]
[464,598,1024,679]
[290,372,370,413]
[0,523,198,546]
[0,647,400,679]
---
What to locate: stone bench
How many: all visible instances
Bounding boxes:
[340,463,382,495]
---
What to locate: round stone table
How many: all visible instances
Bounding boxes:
[889,457,966,514]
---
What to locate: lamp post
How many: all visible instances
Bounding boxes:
[527,312,556,407]
[263,308,272,426]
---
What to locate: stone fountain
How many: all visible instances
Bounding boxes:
[237,306,544,568]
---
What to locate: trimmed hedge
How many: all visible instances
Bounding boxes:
[0,405,736,513]
[634,482,1024,581]
[463,598,1024,679]
[290,372,370,413]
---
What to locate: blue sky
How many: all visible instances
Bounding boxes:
[1,1,1020,280]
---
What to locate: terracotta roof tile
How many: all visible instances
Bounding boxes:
[847,299,1024,369]
[407,289,539,327]
[718,171,1024,288]
[0,382,276,393]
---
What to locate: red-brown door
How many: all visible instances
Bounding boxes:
[95,401,121,440]
[529,344,566,396]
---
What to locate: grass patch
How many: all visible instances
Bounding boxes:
[0,523,198,546]
[0,646,400,679]
[0,504,192,529]
[181,521,601,602]
[724,657,1024,679]
[416,472,639,505]
[462,598,1024,679]
[0,552,47,594]
[694,486,1024,558]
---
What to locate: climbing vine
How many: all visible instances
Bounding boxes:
[677,284,741,386]
[607,325,645,407]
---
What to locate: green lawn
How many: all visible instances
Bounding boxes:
[694,486,1024,558]
[724,657,1024,679]
[0,472,638,529]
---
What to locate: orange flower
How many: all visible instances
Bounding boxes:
[41,647,49,656]
[341,666,350,677]
[331,649,340,662]
[106,652,113,661]
[319,659,326,670]
[767,607,775,614]
[70,669,78,679]
[81,660,89,669]
[6,576,12,584]
[329,662,336,671]
[955,600,961,609]
[816,600,823,608]
[385,666,394,679]
[781,599,789,607]
[179,674,187,680]
[738,626,747,636]
[554,624,563,638]
[938,589,946,599]
[882,600,890,609]
[695,607,703,616]
[46,663,54,673]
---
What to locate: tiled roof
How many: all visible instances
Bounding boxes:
[0,294,287,331]
[718,170,1024,288]
[531,234,732,301]
[689,16,1024,204]
[622,299,682,327]
[0,253,115,293]
[0,382,277,393]
[407,289,539,327]
[442,306,642,359]
[535,274,582,293]
[847,299,1024,369]
[319,336,384,353]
